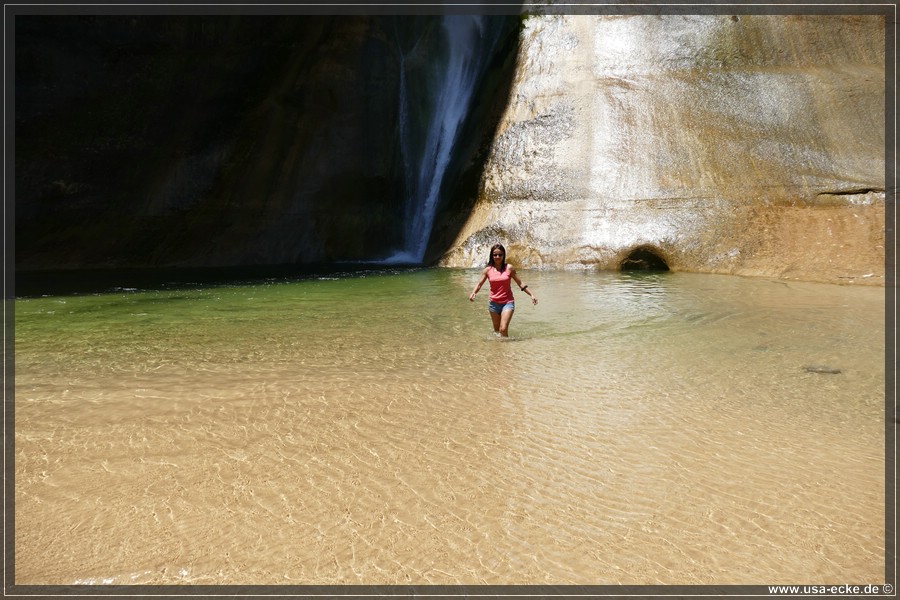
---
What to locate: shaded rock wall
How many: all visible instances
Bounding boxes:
[438,15,887,285]
[15,15,519,270]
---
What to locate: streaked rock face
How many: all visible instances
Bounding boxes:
[438,15,886,285]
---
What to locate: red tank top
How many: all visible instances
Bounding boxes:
[487,265,514,303]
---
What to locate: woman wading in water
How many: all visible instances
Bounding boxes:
[469,244,537,337]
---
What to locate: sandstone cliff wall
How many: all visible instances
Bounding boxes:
[15,14,888,285]
[438,15,887,285]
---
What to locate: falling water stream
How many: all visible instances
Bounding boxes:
[14,268,886,586]
[385,16,502,264]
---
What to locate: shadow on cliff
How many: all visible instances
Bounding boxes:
[13,14,522,281]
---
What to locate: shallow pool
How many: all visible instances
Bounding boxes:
[14,268,887,585]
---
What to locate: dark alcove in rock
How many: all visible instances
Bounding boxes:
[620,246,670,271]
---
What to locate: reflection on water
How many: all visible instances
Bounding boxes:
[14,269,886,585]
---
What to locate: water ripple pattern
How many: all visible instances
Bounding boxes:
[15,269,885,585]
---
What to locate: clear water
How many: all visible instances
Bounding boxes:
[14,268,886,585]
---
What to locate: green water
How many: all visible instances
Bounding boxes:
[14,268,887,585]
[17,268,484,378]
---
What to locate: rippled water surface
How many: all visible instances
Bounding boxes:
[14,268,886,585]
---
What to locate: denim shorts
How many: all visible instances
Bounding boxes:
[488,300,515,314]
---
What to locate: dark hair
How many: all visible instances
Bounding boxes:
[487,243,507,272]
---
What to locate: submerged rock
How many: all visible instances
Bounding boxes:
[804,365,843,375]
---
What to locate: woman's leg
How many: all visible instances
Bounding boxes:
[499,308,514,337]
[490,310,502,334]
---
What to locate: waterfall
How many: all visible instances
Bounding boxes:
[383,15,502,265]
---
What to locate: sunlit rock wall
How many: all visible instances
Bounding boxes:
[438,15,886,285]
